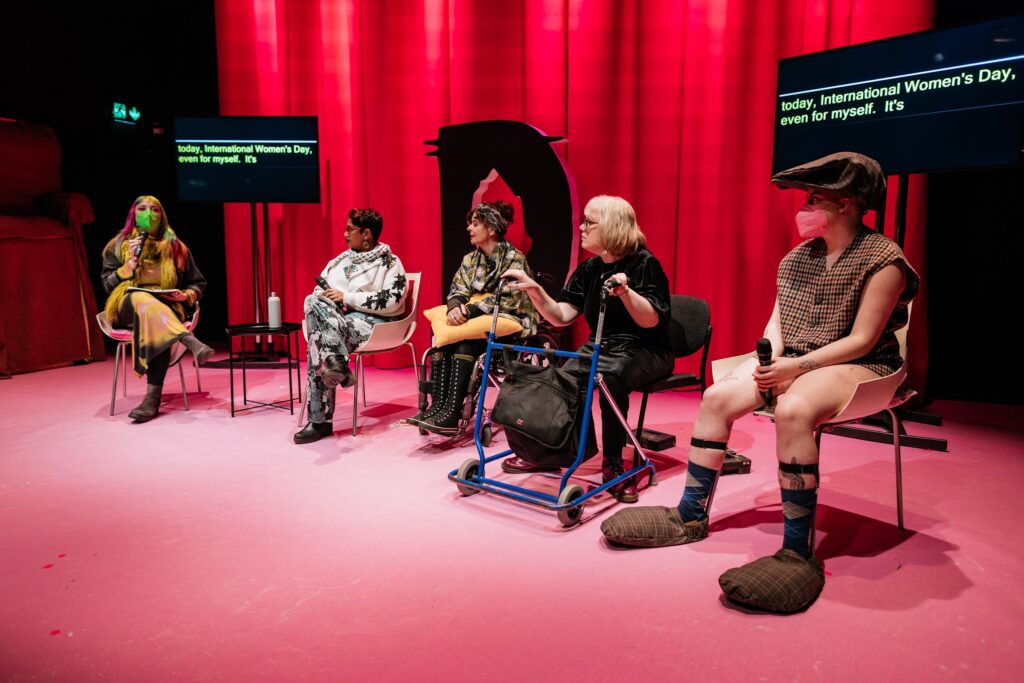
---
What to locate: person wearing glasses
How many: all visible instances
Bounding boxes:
[501,195,673,503]
[294,208,408,444]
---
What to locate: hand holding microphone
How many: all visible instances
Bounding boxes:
[133,231,149,258]
[316,276,347,309]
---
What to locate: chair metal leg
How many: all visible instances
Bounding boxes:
[122,343,129,397]
[110,342,122,416]
[635,392,651,435]
[179,362,189,411]
[297,394,308,427]
[351,355,360,437]
[888,407,905,530]
[194,359,202,393]
[813,426,826,549]
[359,355,367,407]
[407,342,418,372]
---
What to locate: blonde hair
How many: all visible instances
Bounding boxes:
[586,195,646,257]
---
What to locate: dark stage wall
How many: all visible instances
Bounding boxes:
[1,3,229,341]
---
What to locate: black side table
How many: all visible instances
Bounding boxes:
[226,322,302,416]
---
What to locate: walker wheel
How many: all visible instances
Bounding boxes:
[456,459,481,496]
[557,484,585,527]
[480,423,493,447]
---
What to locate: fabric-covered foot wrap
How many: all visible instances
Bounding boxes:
[718,549,825,613]
[600,506,708,548]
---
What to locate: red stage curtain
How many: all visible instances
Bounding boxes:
[215,0,932,384]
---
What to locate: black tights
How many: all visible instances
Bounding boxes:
[146,349,171,387]
[597,372,631,466]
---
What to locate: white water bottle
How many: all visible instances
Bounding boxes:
[267,292,281,328]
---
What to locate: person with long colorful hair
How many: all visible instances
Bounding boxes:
[100,195,213,422]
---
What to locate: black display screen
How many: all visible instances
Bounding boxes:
[773,16,1024,175]
[175,117,320,203]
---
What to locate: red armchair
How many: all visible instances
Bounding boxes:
[0,120,105,376]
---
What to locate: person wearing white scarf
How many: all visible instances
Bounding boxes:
[295,209,408,444]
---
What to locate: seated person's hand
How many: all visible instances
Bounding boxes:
[753,356,803,390]
[158,289,190,302]
[320,288,346,303]
[501,268,538,291]
[127,236,144,257]
[603,274,629,297]
[447,304,468,326]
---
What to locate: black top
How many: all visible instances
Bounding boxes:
[557,249,671,351]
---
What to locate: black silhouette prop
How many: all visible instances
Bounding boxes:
[426,120,579,299]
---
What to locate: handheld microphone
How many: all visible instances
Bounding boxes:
[133,231,149,258]
[316,276,346,311]
[756,337,773,404]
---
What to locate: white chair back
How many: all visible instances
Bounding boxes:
[355,272,421,354]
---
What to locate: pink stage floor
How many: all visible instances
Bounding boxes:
[2,358,1023,681]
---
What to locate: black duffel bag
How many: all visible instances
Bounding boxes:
[491,356,598,467]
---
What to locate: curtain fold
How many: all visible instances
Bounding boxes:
[215,0,932,380]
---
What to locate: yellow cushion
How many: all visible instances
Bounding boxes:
[423,294,523,347]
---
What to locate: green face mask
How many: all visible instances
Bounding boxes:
[136,209,154,231]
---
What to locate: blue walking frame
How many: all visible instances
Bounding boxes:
[447,285,657,527]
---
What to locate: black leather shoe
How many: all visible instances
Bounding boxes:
[321,356,354,389]
[293,421,334,444]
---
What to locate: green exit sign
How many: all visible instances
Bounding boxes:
[112,101,142,125]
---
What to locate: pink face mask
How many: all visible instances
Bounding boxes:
[794,200,840,239]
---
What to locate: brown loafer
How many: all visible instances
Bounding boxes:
[600,506,708,547]
[501,457,560,474]
[718,549,825,613]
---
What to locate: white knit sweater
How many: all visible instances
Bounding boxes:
[316,243,408,317]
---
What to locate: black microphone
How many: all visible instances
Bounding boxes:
[756,337,773,404]
[314,276,329,290]
[133,231,149,258]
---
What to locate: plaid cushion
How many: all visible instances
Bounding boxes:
[718,549,825,613]
[600,506,708,548]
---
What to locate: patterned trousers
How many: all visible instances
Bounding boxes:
[304,294,387,423]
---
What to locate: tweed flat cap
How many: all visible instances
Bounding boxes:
[771,152,886,211]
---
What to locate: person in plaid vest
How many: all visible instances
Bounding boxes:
[601,152,919,613]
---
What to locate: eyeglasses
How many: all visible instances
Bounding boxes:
[344,225,366,233]
[580,217,599,232]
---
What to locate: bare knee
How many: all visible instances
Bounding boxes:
[774,394,818,431]
[699,381,753,423]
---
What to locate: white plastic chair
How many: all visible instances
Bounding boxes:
[95,303,203,416]
[711,303,915,529]
[298,272,421,436]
